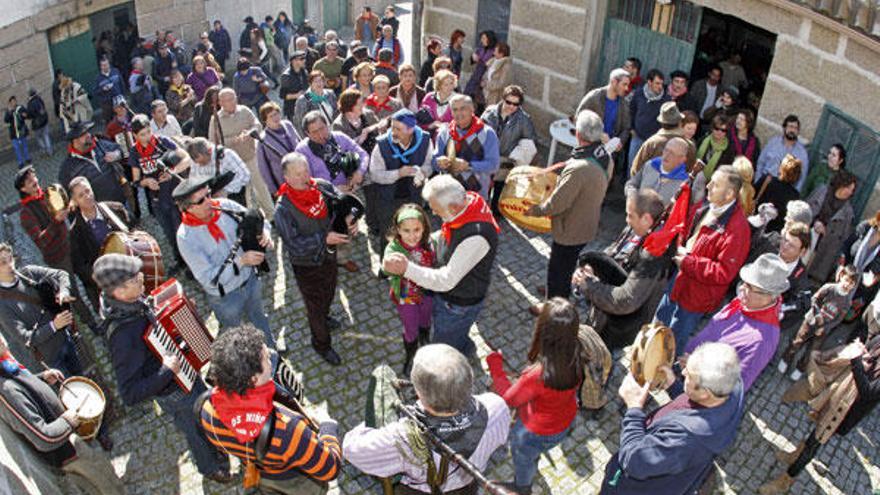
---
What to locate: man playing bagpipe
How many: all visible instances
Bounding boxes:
[198,324,342,493]
[0,333,123,494]
[93,253,232,483]
[343,344,510,494]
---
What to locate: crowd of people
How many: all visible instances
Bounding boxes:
[0,7,878,495]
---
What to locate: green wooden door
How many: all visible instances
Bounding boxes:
[322,0,348,31]
[292,0,305,24]
[809,105,880,219]
[48,19,99,93]
[594,0,702,87]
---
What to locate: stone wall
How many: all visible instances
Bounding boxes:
[135,0,208,50]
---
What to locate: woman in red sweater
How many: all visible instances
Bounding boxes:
[486,297,584,494]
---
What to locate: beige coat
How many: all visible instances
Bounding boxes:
[482,57,512,107]
[532,156,609,246]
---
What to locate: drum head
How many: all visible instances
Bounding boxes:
[630,324,675,389]
[101,232,127,255]
[498,166,557,234]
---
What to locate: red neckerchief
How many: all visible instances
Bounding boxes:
[20,187,44,207]
[68,136,97,157]
[180,200,227,242]
[365,93,394,112]
[134,135,158,158]
[440,192,500,243]
[448,116,485,153]
[0,351,26,373]
[210,381,276,443]
[278,181,328,219]
[717,297,781,326]
[376,61,396,71]
[643,182,692,257]
[730,129,757,159]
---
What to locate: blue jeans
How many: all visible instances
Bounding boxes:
[432,298,483,357]
[12,138,30,166]
[35,126,52,154]
[207,273,276,350]
[151,197,181,261]
[50,332,83,377]
[510,419,570,490]
[653,287,704,355]
[627,134,645,178]
[155,382,229,475]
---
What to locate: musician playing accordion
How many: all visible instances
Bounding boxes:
[198,325,342,494]
[0,334,123,495]
[93,254,232,483]
[343,344,510,495]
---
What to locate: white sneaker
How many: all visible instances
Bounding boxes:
[789,369,803,381]
[777,361,788,374]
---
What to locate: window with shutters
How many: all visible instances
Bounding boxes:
[608,0,702,42]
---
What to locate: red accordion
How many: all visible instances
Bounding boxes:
[143,278,213,393]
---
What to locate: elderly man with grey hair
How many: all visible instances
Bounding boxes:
[624,136,690,205]
[293,36,320,71]
[527,110,612,312]
[343,344,510,494]
[183,137,251,204]
[575,68,632,151]
[432,94,500,200]
[384,175,500,357]
[601,341,745,494]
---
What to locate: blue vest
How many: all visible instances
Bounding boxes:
[376,130,430,202]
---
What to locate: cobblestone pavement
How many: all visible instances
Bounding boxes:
[1,141,878,494]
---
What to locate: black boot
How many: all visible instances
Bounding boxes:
[417,327,430,347]
[402,339,418,376]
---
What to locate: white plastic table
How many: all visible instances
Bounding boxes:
[547,118,579,167]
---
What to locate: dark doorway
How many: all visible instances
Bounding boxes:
[476,0,511,43]
[691,8,776,112]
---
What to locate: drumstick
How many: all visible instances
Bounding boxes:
[40,361,79,399]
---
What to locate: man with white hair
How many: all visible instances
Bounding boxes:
[384,175,500,356]
[293,36,320,72]
[343,344,510,493]
[184,137,250,205]
[601,342,745,494]
[527,109,611,309]
[575,68,631,150]
[625,137,689,205]
[433,94,500,200]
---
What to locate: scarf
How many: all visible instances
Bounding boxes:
[365,93,394,113]
[376,61,396,72]
[440,192,500,243]
[387,238,435,304]
[20,187,44,207]
[387,127,425,165]
[642,82,664,103]
[730,129,757,160]
[397,84,418,109]
[667,83,687,100]
[448,116,484,153]
[134,135,159,160]
[643,182,691,257]
[698,135,729,179]
[307,90,326,104]
[169,83,188,97]
[210,381,276,443]
[0,351,26,376]
[180,200,226,242]
[649,157,688,180]
[718,296,781,326]
[412,398,488,459]
[68,136,97,157]
[278,180,328,219]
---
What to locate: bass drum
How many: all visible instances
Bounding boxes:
[498,165,557,233]
[101,231,165,293]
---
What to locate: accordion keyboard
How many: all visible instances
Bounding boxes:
[144,325,198,393]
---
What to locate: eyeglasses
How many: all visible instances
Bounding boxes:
[714,127,728,132]
[188,194,210,208]
[503,99,521,107]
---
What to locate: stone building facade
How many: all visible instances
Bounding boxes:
[423,0,880,216]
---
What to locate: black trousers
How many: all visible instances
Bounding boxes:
[546,241,586,299]
[787,429,822,477]
[291,256,338,353]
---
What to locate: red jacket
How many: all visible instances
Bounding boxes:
[671,202,750,313]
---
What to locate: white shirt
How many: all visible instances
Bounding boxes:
[150,115,183,138]
[700,82,718,116]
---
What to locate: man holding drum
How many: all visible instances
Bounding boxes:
[0,333,123,494]
[433,94,500,200]
[527,109,611,310]
[600,342,745,494]
[94,253,232,483]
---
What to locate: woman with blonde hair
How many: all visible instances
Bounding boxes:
[419,69,457,131]
[350,61,375,96]
[733,156,756,215]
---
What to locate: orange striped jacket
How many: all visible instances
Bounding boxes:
[200,399,341,481]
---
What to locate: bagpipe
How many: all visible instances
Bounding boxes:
[209,205,271,290]
[314,180,366,236]
[364,364,515,495]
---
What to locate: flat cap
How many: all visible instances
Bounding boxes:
[92,254,142,292]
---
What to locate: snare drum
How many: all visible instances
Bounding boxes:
[59,376,106,440]
[629,323,676,390]
[498,166,557,233]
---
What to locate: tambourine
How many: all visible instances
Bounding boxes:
[629,322,675,390]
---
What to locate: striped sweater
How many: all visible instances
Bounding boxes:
[19,199,70,267]
[200,399,341,481]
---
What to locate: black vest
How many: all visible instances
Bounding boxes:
[376,133,430,202]
[439,221,498,306]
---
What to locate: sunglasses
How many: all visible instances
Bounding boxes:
[503,99,521,107]
[189,194,210,207]
[714,127,728,132]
